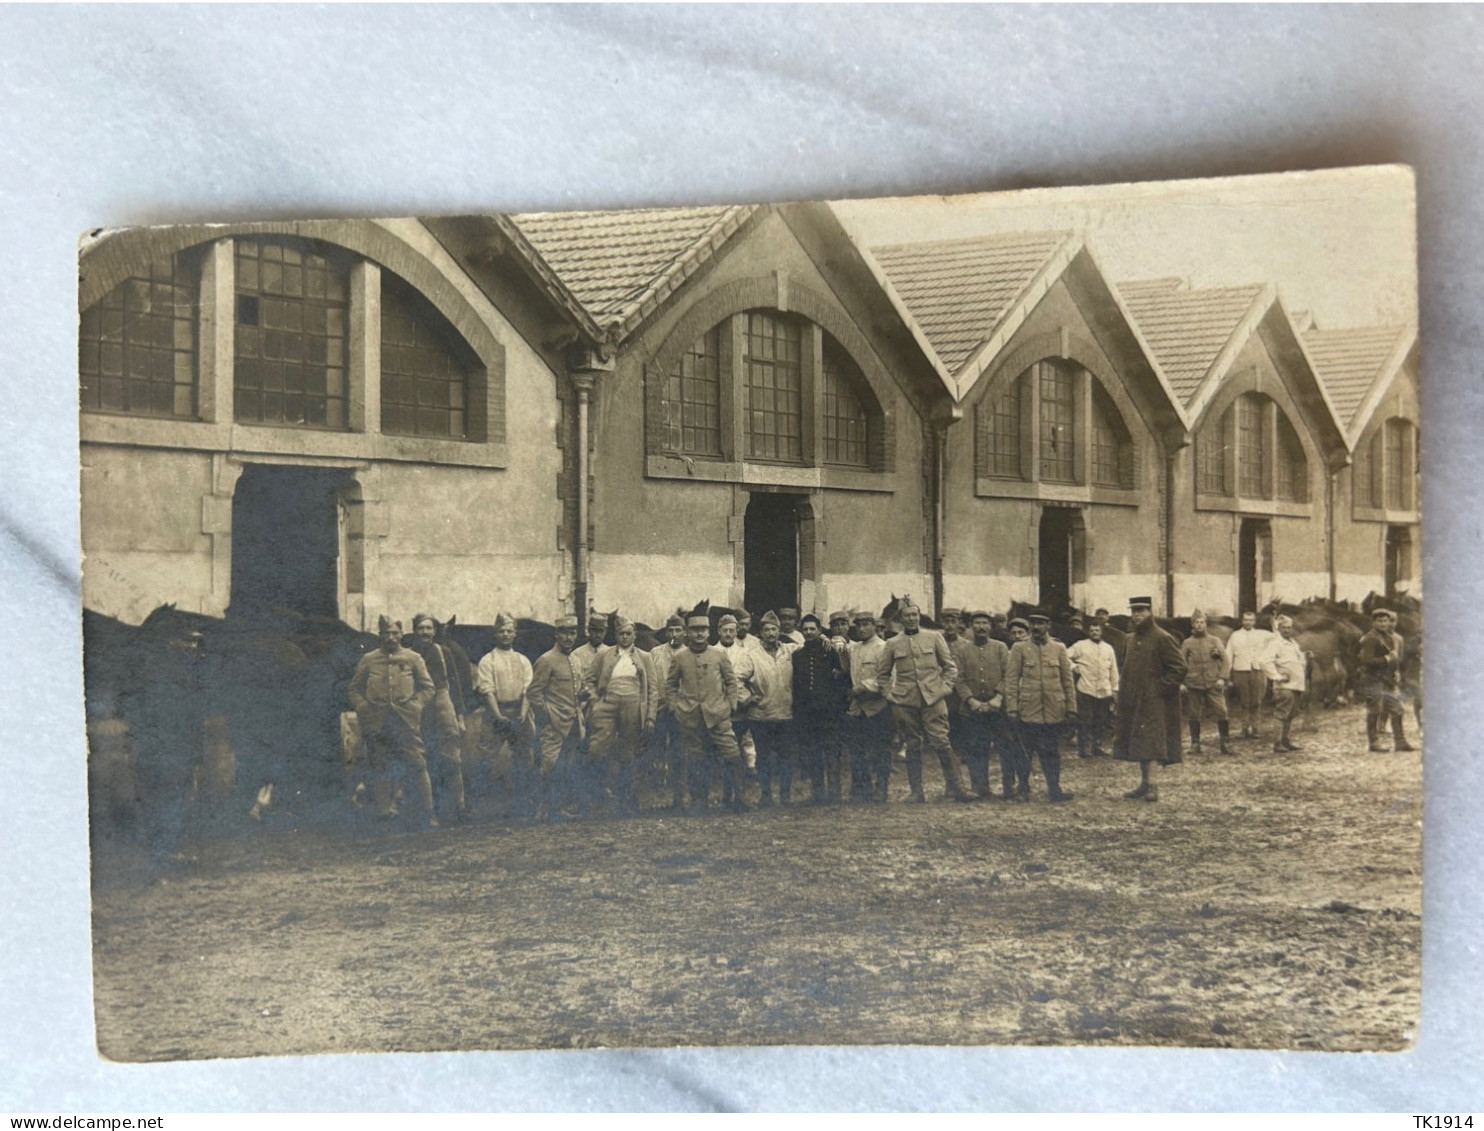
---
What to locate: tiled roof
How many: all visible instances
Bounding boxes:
[868,232,1073,375]
[509,206,753,334]
[1303,324,1409,428]
[1118,278,1268,404]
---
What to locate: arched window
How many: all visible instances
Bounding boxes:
[744,311,804,462]
[79,250,197,418]
[821,339,869,467]
[380,271,479,440]
[977,357,1135,491]
[1091,382,1133,489]
[654,308,881,471]
[1275,412,1308,502]
[234,238,350,429]
[983,374,1023,478]
[661,324,723,457]
[1197,391,1311,506]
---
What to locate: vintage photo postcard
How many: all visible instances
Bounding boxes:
[81,166,1420,1060]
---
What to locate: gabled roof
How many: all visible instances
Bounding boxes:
[1303,323,1414,440]
[508,206,757,340]
[1118,278,1270,406]
[864,231,1076,395]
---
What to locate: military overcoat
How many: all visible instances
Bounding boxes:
[1113,621,1186,764]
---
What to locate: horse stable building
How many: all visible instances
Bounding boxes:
[78,203,1418,632]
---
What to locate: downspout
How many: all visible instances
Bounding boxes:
[1165,452,1177,617]
[933,423,947,613]
[566,346,614,619]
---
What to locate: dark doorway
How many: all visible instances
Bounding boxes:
[1238,518,1273,615]
[231,465,355,619]
[1038,507,1075,612]
[744,493,800,617]
[1384,525,1413,597]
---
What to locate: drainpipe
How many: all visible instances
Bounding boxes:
[1326,460,1346,602]
[566,347,614,619]
[933,423,947,613]
[1165,453,1177,617]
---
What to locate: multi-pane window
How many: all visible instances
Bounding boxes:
[821,342,868,467]
[381,273,473,439]
[662,325,722,457]
[1275,413,1308,502]
[1198,419,1229,495]
[234,239,348,429]
[1091,383,1131,489]
[1237,394,1266,498]
[79,252,196,418]
[984,377,1022,477]
[1385,418,1414,510]
[743,312,804,462]
[1038,361,1076,483]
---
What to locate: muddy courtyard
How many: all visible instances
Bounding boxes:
[91,704,1421,1060]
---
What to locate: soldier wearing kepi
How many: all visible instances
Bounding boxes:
[571,609,612,690]
[881,595,972,803]
[1115,596,1186,802]
[844,610,894,802]
[473,611,535,815]
[953,610,1011,800]
[792,612,846,804]
[999,617,1034,799]
[746,610,798,806]
[716,614,757,802]
[667,608,749,812]
[527,613,589,820]
[406,613,469,822]
[1357,607,1416,753]
[1180,609,1232,756]
[348,615,438,827]
[648,614,688,808]
[1005,609,1077,803]
[587,614,658,814]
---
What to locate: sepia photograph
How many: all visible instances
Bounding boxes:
[78,166,1423,1061]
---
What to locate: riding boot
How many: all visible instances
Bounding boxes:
[906,753,926,802]
[1391,714,1416,752]
[1188,719,1202,755]
[1366,711,1382,752]
[1216,720,1231,755]
[1044,754,1073,802]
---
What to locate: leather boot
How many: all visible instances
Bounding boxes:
[1045,755,1074,802]
[906,755,925,803]
[1217,721,1231,755]
[1391,714,1416,752]
[1367,713,1386,752]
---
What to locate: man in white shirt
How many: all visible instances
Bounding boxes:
[1226,610,1273,740]
[844,610,894,802]
[587,615,658,814]
[472,611,535,815]
[1067,621,1119,759]
[716,614,758,794]
[1261,615,1309,754]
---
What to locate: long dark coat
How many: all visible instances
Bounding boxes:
[1114,621,1186,764]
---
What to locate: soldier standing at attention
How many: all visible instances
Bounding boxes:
[882,596,972,803]
[586,615,658,814]
[1005,610,1077,803]
[716,614,757,800]
[1180,610,1233,755]
[953,610,1011,800]
[407,613,469,822]
[844,611,894,802]
[527,614,588,820]
[938,607,970,768]
[1226,610,1272,740]
[1115,597,1186,802]
[648,614,689,809]
[1357,608,1415,753]
[1000,617,1033,799]
[572,609,611,690]
[1261,614,1309,754]
[792,612,846,804]
[747,610,798,807]
[1067,620,1118,760]
[667,609,749,812]
[348,616,438,827]
[473,611,535,815]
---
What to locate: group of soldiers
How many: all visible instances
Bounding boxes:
[347,597,1421,827]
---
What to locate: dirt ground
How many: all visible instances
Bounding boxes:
[90,703,1421,1061]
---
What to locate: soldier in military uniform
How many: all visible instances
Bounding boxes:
[1005,610,1077,803]
[1180,609,1232,755]
[347,615,438,827]
[407,613,469,822]
[881,596,972,803]
[1357,607,1416,753]
[527,614,588,820]
[666,610,749,812]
